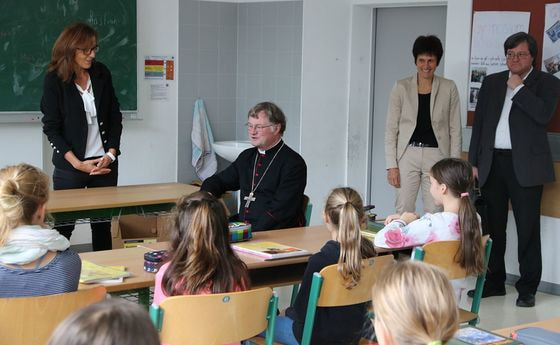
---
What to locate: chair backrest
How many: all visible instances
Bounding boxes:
[0,286,107,345]
[302,194,312,226]
[301,255,394,345]
[412,235,490,280]
[150,287,278,345]
[412,235,492,325]
[317,254,394,307]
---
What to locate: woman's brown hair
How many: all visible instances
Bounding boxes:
[431,158,484,275]
[48,22,98,82]
[162,191,249,295]
[324,187,376,289]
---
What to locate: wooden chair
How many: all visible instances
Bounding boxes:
[150,287,278,345]
[412,235,492,326]
[253,255,393,345]
[0,286,107,345]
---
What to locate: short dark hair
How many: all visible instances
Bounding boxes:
[504,32,537,67]
[248,101,287,134]
[412,35,444,66]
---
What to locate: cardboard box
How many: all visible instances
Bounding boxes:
[111,214,173,249]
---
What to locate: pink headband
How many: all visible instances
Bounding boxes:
[460,192,469,198]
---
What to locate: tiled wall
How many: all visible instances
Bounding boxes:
[178,0,302,183]
[236,1,302,149]
[178,0,238,182]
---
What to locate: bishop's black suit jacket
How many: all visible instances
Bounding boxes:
[469,69,560,187]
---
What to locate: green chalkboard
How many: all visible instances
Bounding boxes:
[0,0,137,112]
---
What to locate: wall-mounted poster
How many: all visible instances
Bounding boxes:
[468,11,530,111]
[543,3,560,79]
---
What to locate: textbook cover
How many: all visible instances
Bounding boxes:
[232,241,311,260]
[448,326,522,345]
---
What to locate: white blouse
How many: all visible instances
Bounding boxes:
[76,78,104,158]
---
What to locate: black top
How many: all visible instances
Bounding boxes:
[287,240,376,345]
[409,93,438,146]
[41,61,123,171]
[200,140,307,231]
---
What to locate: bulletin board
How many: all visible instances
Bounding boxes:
[467,0,560,132]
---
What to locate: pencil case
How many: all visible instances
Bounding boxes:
[229,222,252,243]
[144,250,168,273]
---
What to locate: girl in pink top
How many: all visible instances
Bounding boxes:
[375,158,484,280]
[153,191,249,345]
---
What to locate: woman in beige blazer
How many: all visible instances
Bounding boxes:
[385,35,461,214]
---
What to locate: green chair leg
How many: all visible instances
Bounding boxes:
[290,283,300,306]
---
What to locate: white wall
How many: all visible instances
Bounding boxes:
[300,0,353,224]
[122,0,178,185]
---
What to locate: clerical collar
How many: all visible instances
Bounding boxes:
[257,139,283,155]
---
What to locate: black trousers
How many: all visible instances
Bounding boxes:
[481,150,542,295]
[53,162,118,251]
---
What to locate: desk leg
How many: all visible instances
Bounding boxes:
[110,288,151,309]
[137,288,150,308]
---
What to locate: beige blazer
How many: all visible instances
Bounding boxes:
[385,74,462,169]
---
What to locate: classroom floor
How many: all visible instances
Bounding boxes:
[459,278,560,330]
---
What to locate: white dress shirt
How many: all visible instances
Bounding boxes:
[494,67,533,149]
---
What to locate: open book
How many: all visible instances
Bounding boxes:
[80,260,132,284]
[232,241,311,260]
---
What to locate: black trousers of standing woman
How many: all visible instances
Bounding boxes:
[53,160,118,251]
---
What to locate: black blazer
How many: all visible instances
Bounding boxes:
[469,69,560,187]
[41,61,123,171]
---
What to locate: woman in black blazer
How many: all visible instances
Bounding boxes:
[41,23,123,251]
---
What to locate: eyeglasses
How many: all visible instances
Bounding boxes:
[78,45,99,55]
[506,51,531,60]
[245,123,276,132]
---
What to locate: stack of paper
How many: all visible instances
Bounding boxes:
[80,260,132,284]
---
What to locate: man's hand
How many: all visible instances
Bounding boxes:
[507,74,523,90]
[472,166,479,180]
[387,168,401,188]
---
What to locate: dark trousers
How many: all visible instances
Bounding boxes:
[481,150,542,295]
[53,163,118,251]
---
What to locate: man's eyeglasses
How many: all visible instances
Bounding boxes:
[506,51,530,60]
[78,45,99,55]
[245,123,276,132]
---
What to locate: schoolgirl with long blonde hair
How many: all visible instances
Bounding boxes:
[271,187,376,345]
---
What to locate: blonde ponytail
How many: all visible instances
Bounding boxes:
[325,188,375,289]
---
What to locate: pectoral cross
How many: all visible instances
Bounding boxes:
[244,192,256,208]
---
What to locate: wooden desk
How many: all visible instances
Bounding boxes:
[493,317,560,337]
[79,225,332,304]
[47,183,198,222]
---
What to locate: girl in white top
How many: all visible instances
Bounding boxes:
[375,158,484,298]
